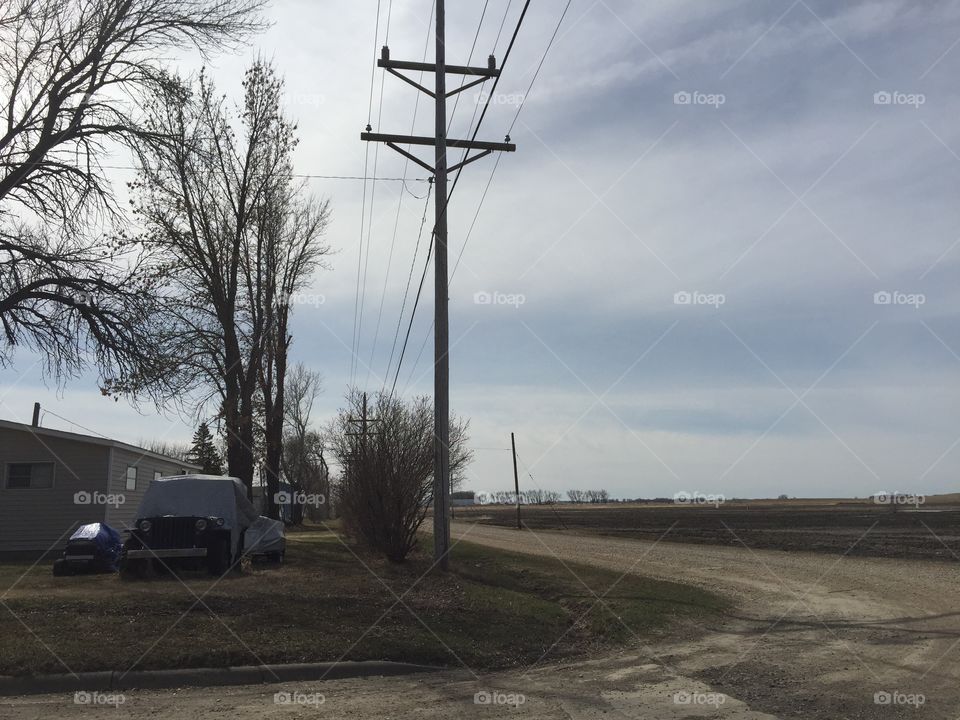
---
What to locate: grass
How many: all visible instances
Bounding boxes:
[0,527,725,676]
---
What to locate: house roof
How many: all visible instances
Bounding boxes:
[0,418,202,469]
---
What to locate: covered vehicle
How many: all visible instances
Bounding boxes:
[120,475,258,577]
[242,516,286,562]
[52,523,123,576]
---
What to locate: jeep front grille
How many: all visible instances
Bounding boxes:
[147,517,199,549]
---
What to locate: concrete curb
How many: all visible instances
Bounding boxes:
[0,661,442,696]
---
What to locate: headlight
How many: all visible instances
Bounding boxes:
[195,518,208,531]
[138,519,152,532]
[215,517,225,527]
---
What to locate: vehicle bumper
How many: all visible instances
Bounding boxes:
[125,548,208,559]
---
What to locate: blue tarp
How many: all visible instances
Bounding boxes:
[68,523,123,570]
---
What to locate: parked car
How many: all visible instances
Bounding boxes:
[52,522,123,576]
[242,515,286,563]
[120,475,259,578]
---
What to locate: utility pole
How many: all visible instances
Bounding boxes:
[347,391,379,456]
[362,0,516,571]
[511,432,521,530]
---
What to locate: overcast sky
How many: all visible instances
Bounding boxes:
[7,0,960,500]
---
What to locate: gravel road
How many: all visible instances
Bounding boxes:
[3,522,958,719]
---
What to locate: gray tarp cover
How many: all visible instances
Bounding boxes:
[136,475,259,555]
[242,516,286,555]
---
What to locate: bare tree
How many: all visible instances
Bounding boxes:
[0,0,264,388]
[282,363,327,523]
[258,190,331,518]
[131,60,328,497]
[137,438,191,462]
[329,391,473,562]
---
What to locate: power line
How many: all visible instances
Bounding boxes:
[99,164,429,182]
[40,410,110,439]
[453,0,572,281]
[391,228,434,396]
[493,0,515,53]
[508,0,572,135]
[351,0,384,386]
[369,1,437,393]
[401,0,570,389]
[380,0,481,394]
[446,0,490,136]
[442,0,531,212]
[390,1,531,393]
[385,178,434,391]
[402,316,432,395]
[357,10,392,392]
[450,152,502,282]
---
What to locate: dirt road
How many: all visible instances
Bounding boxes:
[3,523,958,719]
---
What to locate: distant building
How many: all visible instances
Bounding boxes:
[451,490,475,507]
[0,418,199,556]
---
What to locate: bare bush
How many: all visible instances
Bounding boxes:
[328,391,472,562]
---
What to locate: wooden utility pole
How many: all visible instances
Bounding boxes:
[346,391,379,454]
[511,432,521,529]
[433,0,451,572]
[362,1,516,570]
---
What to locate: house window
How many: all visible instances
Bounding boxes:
[125,465,138,491]
[154,471,162,481]
[6,462,54,489]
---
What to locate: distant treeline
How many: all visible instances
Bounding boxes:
[477,489,610,504]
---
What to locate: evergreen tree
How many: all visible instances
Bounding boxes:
[188,422,224,475]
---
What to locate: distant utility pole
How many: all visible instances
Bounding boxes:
[511,432,521,530]
[346,391,380,456]
[362,0,516,571]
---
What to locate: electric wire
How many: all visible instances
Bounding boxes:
[351,0,384,385]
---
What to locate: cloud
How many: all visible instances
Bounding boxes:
[6,0,960,501]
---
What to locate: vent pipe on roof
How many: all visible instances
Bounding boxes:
[31,402,40,427]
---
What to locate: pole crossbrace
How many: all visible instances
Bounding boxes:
[448,149,492,173]
[362,132,515,176]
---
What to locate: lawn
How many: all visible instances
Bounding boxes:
[0,527,725,676]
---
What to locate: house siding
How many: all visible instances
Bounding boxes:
[104,449,192,531]
[0,428,110,554]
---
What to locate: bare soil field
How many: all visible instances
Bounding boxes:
[454,501,960,561]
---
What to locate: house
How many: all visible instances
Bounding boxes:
[0,417,200,557]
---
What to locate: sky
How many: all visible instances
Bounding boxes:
[6,0,960,501]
